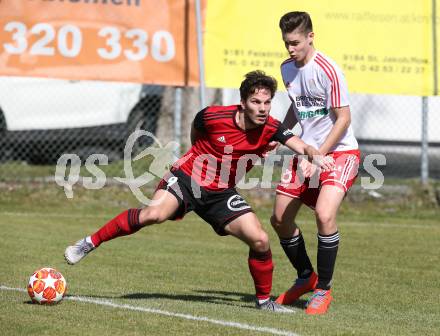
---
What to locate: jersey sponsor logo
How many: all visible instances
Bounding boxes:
[283,129,294,136]
[297,107,329,120]
[226,195,251,211]
[295,95,326,108]
[217,135,226,143]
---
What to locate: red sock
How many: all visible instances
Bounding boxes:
[91,209,141,247]
[248,249,273,300]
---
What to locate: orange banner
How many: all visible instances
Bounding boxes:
[0,0,201,86]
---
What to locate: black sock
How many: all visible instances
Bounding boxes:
[280,232,313,279]
[317,231,340,290]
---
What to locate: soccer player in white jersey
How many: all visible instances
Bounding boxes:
[270,11,360,315]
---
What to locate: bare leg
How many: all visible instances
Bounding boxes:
[271,194,313,278]
[65,189,180,265]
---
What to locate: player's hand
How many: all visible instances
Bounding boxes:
[262,141,280,158]
[316,155,335,172]
[298,157,316,178]
[304,145,335,171]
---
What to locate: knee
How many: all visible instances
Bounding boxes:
[270,214,283,231]
[315,208,335,228]
[139,207,167,225]
[270,214,297,237]
[250,230,270,253]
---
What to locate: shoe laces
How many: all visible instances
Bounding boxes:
[77,240,93,253]
[260,300,291,312]
[307,290,329,308]
[266,300,280,311]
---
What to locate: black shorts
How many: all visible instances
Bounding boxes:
[156,169,254,236]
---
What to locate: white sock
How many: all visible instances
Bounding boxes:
[258,298,270,304]
[85,236,95,247]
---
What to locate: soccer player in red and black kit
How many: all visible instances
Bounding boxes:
[64,70,334,312]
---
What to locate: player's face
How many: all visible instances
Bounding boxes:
[283,29,314,66]
[241,88,272,127]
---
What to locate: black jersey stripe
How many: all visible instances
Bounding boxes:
[204,112,235,118]
[205,108,236,114]
[204,116,235,122]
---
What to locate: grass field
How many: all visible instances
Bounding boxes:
[0,183,439,336]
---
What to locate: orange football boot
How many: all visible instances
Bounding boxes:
[275,271,318,305]
[305,289,333,315]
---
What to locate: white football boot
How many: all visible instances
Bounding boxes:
[64,237,95,265]
[256,299,295,313]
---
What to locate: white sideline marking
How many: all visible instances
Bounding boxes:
[1,211,435,230]
[1,285,299,336]
[0,211,109,219]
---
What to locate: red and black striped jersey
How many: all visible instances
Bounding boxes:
[174,105,294,191]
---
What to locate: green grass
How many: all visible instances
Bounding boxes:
[0,184,439,336]
[0,159,279,184]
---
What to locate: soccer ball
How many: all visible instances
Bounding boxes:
[27,267,67,304]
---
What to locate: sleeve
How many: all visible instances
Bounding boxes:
[193,108,206,132]
[323,62,350,109]
[335,70,350,108]
[271,122,295,145]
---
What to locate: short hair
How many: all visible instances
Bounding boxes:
[239,70,277,101]
[279,11,313,35]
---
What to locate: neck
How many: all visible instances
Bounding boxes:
[296,48,316,68]
[236,110,259,130]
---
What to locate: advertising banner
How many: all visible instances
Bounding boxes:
[204,0,435,96]
[0,0,202,85]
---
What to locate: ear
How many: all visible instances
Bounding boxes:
[308,31,314,43]
[240,99,246,110]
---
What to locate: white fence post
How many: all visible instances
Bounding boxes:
[174,87,182,158]
[195,0,206,109]
[421,96,429,184]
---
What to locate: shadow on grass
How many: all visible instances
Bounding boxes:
[66,289,307,309]
[195,290,308,310]
[287,299,308,310]
[123,290,252,308]
[23,300,63,306]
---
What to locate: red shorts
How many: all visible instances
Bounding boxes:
[276,149,360,208]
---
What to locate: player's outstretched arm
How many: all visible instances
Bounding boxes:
[284,136,334,171]
[283,135,310,156]
[282,104,298,129]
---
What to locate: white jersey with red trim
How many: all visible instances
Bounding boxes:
[281,51,358,151]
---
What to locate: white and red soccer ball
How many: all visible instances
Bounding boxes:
[27,267,67,304]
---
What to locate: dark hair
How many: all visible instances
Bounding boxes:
[239,70,277,101]
[279,11,313,35]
